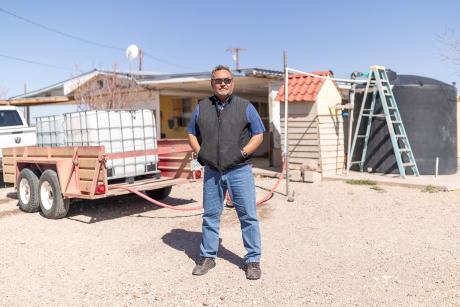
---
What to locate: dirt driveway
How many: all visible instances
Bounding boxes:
[0,178,459,306]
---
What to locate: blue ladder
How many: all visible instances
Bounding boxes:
[348,65,420,177]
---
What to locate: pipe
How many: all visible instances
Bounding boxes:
[287,68,369,84]
[346,72,363,174]
[435,157,439,178]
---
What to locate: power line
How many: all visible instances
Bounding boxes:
[0,7,123,51]
[142,51,196,70]
[0,53,72,71]
[0,7,197,70]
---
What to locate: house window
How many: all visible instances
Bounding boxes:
[252,101,269,130]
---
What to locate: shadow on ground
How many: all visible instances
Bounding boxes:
[161,228,244,269]
[66,194,200,224]
[7,192,17,199]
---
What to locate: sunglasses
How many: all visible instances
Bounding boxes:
[212,78,233,85]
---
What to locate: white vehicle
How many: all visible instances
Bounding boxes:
[0,106,37,171]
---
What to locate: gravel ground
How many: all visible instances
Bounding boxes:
[0,178,459,306]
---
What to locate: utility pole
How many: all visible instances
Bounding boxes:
[139,48,143,71]
[226,47,246,70]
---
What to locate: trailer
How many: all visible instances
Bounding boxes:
[1,139,198,219]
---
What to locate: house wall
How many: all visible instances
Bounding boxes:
[317,115,344,175]
[316,79,344,175]
[96,89,162,139]
[159,96,197,139]
[280,102,320,170]
[124,90,160,138]
[316,79,342,116]
[279,79,344,175]
[72,86,162,139]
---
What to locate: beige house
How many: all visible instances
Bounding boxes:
[275,71,344,178]
[5,68,284,166]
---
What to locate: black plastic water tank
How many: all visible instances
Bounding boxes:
[351,71,457,175]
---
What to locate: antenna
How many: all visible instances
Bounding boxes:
[126,44,143,71]
[226,47,246,70]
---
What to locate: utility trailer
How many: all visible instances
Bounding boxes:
[1,139,198,219]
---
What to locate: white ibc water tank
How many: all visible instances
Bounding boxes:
[35,115,66,147]
[36,109,159,180]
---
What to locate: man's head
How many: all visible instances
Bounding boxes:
[211,65,234,101]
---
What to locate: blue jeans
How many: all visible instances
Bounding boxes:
[200,164,261,263]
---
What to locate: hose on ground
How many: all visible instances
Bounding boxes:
[109,159,287,211]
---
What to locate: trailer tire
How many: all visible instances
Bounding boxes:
[38,170,70,219]
[18,168,40,213]
[145,186,172,200]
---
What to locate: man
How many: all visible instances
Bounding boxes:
[187,65,265,280]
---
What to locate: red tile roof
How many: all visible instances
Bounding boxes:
[276,71,333,102]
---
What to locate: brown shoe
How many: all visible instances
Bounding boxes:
[245,262,261,280]
[192,257,216,276]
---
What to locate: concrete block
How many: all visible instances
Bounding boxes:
[289,170,303,182]
[302,170,322,183]
[301,161,320,172]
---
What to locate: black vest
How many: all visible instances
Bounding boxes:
[197,95,251,172]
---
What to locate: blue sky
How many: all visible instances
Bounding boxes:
[1,0,459,103]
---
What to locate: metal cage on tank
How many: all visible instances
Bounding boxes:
[351,70,457,175]
[35,109,160,180]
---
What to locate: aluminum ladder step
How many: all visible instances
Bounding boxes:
[363,113,385,118]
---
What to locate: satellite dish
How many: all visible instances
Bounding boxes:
[126,45,139,61]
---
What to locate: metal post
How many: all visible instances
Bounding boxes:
[226,48,246,70]
[23,83,30,125]
[283,51,294,202]
[346,74,357,174]
[236,50,240,70]
[435,157,439,178]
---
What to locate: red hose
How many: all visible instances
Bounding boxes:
[109,159,287,211]
[109,184,204,211]
[256,158,286,206]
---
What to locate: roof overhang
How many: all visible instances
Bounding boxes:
[0,96,74,106]
[139,68,283,99]
[10,70,137,100]
[141,75,280,99]
[7,67,283,105]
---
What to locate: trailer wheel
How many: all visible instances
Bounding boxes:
[38,170,70,219]
[145,186,172,200]
[18,168,40,213]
